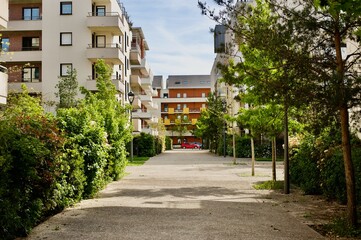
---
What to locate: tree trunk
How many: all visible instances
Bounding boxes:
[284,101,290,194]
[272,137,276,181]
[251,137,255,176]
[334,23,358,227]
[340,106,357,227]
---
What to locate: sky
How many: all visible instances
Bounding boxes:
[121,0,219,77]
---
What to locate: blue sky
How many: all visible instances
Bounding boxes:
[122,0,219,77]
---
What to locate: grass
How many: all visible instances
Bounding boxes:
[127,156,150,166]
[253,180,284,190]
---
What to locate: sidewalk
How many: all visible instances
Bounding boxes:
[26,150,324,240]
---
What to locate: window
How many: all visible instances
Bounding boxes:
[183,115,188,120]
[164,103,168,112]
[1,38,9,52]
[183,93,187,98]
[23,67,40,82]
[60,32,72,46]
[22,37,40,51]
[96,6,106,16]
[183,80,188,84]
[177,104,181,110]
[60,2,72,15]
[177,93,181,98]
[23,7,40,20]
[163,93,168,98]
[60,63,72,76]
[183,104,187,109]
[175,81,181,85]
[202,93,206,98]
[96,35,105,48]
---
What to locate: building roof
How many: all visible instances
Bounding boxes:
[167,75,211,89]
[152,75,163,89]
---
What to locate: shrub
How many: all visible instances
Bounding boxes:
[235,135,251,158]
[165,136,173,150]
[0,90,65,239]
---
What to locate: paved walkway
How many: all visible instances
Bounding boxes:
[26,150,324,240]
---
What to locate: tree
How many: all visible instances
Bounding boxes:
[55,68,78,109]
[195,93,225,152]
[199,0,361,226]
[238,103,284,179]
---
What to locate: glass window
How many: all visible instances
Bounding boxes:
[60,32,72,46]
[202,93,206,98]
[177,93,180,98]
[60,63,72,76]
[183,93,187,98]
[177,104,181,110]
[22,37,40,51]
[96,6,106,16]
[23,67,40,82]
[1,38,9,52]
[96,35,105,48]
[23,7,40,20]
[60,2,72,15]
[183,104,187,109]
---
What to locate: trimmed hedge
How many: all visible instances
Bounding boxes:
[290,130,361,204]
[133,132,164,157]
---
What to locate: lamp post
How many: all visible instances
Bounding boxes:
[128,91,135,162]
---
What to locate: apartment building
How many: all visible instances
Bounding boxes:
[130,27,158,135]
[0,0,8,105]
[0,0,132,111]
[160,75,211,145]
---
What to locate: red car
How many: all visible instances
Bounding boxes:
[181,142,200,149]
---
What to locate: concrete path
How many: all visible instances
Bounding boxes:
[26,150,324,240]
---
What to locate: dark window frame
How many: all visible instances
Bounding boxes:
[95,5,106,16]
[23,7,40,20]
[60,63,73,76]
[60,32,72,46]
[22,67,40,82]
[60,2,72,15]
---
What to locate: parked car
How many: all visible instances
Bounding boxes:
[191,142,203,149]
[181,142,200,149]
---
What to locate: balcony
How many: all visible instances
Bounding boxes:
[132,109,151,119]
[130,43,141,65]
[131,58,150,76]
[0,66,8,104]
[7,19,42,31]
[85,76,125,93]
[86,44,124,65]
[132,97,141,109]
[0,49,42,62]
[130,75,141,88]
[139,94,152,103]
[8,81,42,93]
[112,78,125,93]
[87,12,124,35]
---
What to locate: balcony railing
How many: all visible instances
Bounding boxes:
[86,44,124,65]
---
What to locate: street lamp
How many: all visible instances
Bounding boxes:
[128,91,135,162]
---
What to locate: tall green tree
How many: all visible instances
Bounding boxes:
[199,0,361,226]
[55,68,78,109]
[195,93,225,152]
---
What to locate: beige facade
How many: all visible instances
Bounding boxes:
[0,0,132,110]
[130,27,158,135]
[0,0,8,105]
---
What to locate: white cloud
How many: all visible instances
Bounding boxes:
[122,0,218,76]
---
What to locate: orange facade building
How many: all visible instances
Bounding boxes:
[154,75,211,145]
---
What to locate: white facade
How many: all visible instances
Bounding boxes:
[130,27,158,135]
[0,0,8,105]
[1,0,132,110]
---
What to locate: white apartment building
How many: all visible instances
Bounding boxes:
[0,0,8,105]
[130,27,158,135]
[0,0,132,110]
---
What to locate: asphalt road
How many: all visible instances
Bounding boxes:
[26,150,324,240]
